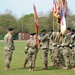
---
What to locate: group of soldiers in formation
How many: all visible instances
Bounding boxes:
[4,27,75,72]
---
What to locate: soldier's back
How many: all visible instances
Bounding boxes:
[27,38,37,48]
[4,33,14,50]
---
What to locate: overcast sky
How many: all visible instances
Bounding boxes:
[0,0,75,18]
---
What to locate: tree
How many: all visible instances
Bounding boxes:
[66,14,75,29]
[0,13,17,34]
[46,12,58,31]
[17,14,35,33]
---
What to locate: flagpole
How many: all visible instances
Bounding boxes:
[53,17,54,41]
[66,17,68,28]
[57,18,60,31]
[53,18,54,32]
[57,18,60,44]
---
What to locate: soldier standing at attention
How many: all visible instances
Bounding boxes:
[41,30,49,70]
[49,30,55,67]
[61,28,72,69]
[25,33,38,71]
[4,28,15,70]
[70,29,75,71]
[53,30,62,68]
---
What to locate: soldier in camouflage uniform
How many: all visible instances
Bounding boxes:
[41,30,49,69]
[61,28,72,69]
[49,30,55,66]
[58,34,65,68]
[50,30,62,67]
[70,29,75,71]
[25,33,38,71]
[4,28,15,70]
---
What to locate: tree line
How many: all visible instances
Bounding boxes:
[0,11,75,35]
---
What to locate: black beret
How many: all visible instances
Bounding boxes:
[41,29,46,32]
[57,30,60,32]
[30,33,36,36]
[72,29,75,32]
[67,28,71,31]
[49,30,53,32]
[8,28,14,31]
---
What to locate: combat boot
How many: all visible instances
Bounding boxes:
[4,67,11,71]
[42,64,48,70]
[72,67,75,71]
[23,64,26,68]
[50,62,55,67]
[62,66,69,70]
[31,68,34,71]
[29,68,32,71]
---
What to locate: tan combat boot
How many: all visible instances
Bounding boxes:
[42,64,48,70]
[4,67,11,71]
[62,66,69,70]
[72,67,75,71]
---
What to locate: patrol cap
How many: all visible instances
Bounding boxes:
[56,30,60,32]
[30,33,36,36]
[72,29,75,32]
[49,30,53,32]
[67,28,71,31]
[41,29,46,32]
[33,33,36,35]
[8,28,14,31]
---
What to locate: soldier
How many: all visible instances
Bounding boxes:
[70,29,75,71]
[49,30,55,67]
[23,33,39,69]
[41,30,49,69]
[58,33,65,68]
[25,33,38,71]
[50,30,62,68]
[4,28,15,70]
[61,28,72,69]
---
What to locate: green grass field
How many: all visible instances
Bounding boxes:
[0,41,75,75]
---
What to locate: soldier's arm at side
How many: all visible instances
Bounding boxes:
[8,35,15,50]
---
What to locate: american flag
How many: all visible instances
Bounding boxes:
[52,0,60,18]
[60,0,68,17]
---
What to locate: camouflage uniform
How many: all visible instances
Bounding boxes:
[41,34,49,69]
[56,34,65,68]
[25,36,38,71]
[4,33,15,68]
[50,32,62,67]
[70,34,75,67]
[62,32,72,68]
[49,32,56,66]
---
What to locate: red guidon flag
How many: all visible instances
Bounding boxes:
[33,5,40,47]
[33,5,38,34]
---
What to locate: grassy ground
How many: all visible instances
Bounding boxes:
[0,41,75,75]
